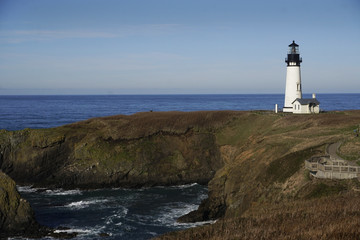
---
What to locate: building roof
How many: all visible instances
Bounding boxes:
[289,40,299,47]
[292,98,320,105]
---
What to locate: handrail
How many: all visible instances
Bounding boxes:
[305,160,360,173]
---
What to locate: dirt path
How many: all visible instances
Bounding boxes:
[326,142,343,160]
[326,142,359,166]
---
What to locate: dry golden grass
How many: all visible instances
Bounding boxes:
[338,137,360,161]
[157,192,360,240]
[66,111,244,140]
[3,110,360,238]
[39,110,360,239]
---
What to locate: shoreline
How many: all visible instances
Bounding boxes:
[1,110,360,239]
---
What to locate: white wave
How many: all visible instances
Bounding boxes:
[197,193,208,201]
[17,186,83,196]
[152,183,200,190]
[16,185,38,193]
[148,231,158,236]
[122,207,129,216]
[176,219,217,227]
[159,202,217,228]
[104,207,128,225]
[154,203,199,227]
[53,224,110,238]
[45,189,82,196]
[64,199,109,209]
[170,183,199,189]
[53,227,107,238]
[54,228,93,234]
[138,183,201,191]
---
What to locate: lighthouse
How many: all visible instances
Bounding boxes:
[283,41,302,112]
[281,41,320,114]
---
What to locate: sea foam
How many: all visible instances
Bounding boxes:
[64,199,109,209]
[16,185,38,193]
[45,189,82,196]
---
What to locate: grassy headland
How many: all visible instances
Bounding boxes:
[1,110,360,238]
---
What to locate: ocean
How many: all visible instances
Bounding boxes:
[1,93,359,239]
[2,94,360,131]
[16,184,210,240]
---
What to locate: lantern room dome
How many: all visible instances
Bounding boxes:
[288,40,300,54]
[286,40,302,66]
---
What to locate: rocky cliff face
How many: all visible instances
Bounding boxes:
[1,110,360,229]
[0,111,231,189]
[0,171,41,238]
[185,111,360,221]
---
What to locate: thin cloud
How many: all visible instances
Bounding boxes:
[0,24,184,43]
[0,30,117,43]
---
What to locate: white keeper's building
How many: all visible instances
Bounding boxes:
[283,41,320,114]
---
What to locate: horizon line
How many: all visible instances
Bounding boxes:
[1,92,359,96]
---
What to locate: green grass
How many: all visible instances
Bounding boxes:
[215,114,277,146]
[261,146,323,184]
[337,137,360,161]
[306,182,347,199]
[304,169,311,181]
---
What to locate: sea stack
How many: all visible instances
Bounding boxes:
[283,40,302,113]
[0,171,41,238]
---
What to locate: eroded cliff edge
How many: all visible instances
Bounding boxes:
[0,111,228,189]
[1,110,360,234]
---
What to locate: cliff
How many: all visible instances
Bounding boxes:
[1,110,360,238]
[0,111,229,189]
[0,171,42,238]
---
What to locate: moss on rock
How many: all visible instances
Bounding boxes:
[2,110,360,237]
[0,171,42,238]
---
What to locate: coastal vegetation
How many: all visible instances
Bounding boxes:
[1,110,360,238]
[338,137,360,161]
[157,191,360,240]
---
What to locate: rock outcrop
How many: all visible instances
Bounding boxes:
[0,171,42,238]
[0,111,230,189]
[1,110,360,233]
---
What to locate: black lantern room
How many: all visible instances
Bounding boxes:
[285,40,302,66]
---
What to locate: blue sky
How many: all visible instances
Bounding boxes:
[0,0,359,94]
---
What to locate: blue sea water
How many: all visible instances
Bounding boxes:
[1,94,359,131]
[16,184,210,240]
[1,93,359,239]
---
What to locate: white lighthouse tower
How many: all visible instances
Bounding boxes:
[283,41,302,113]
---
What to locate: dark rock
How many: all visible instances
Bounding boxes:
[0,171,48,238]
[177,190,226,223]
[56,226,72,230]
[50,231,78,239]
[99,232,110,237]
[2,110,360,236]
[0,112,229,189]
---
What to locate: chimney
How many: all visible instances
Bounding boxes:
[312,93,316,99]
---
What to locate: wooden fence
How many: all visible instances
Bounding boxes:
[305,156,360,179]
